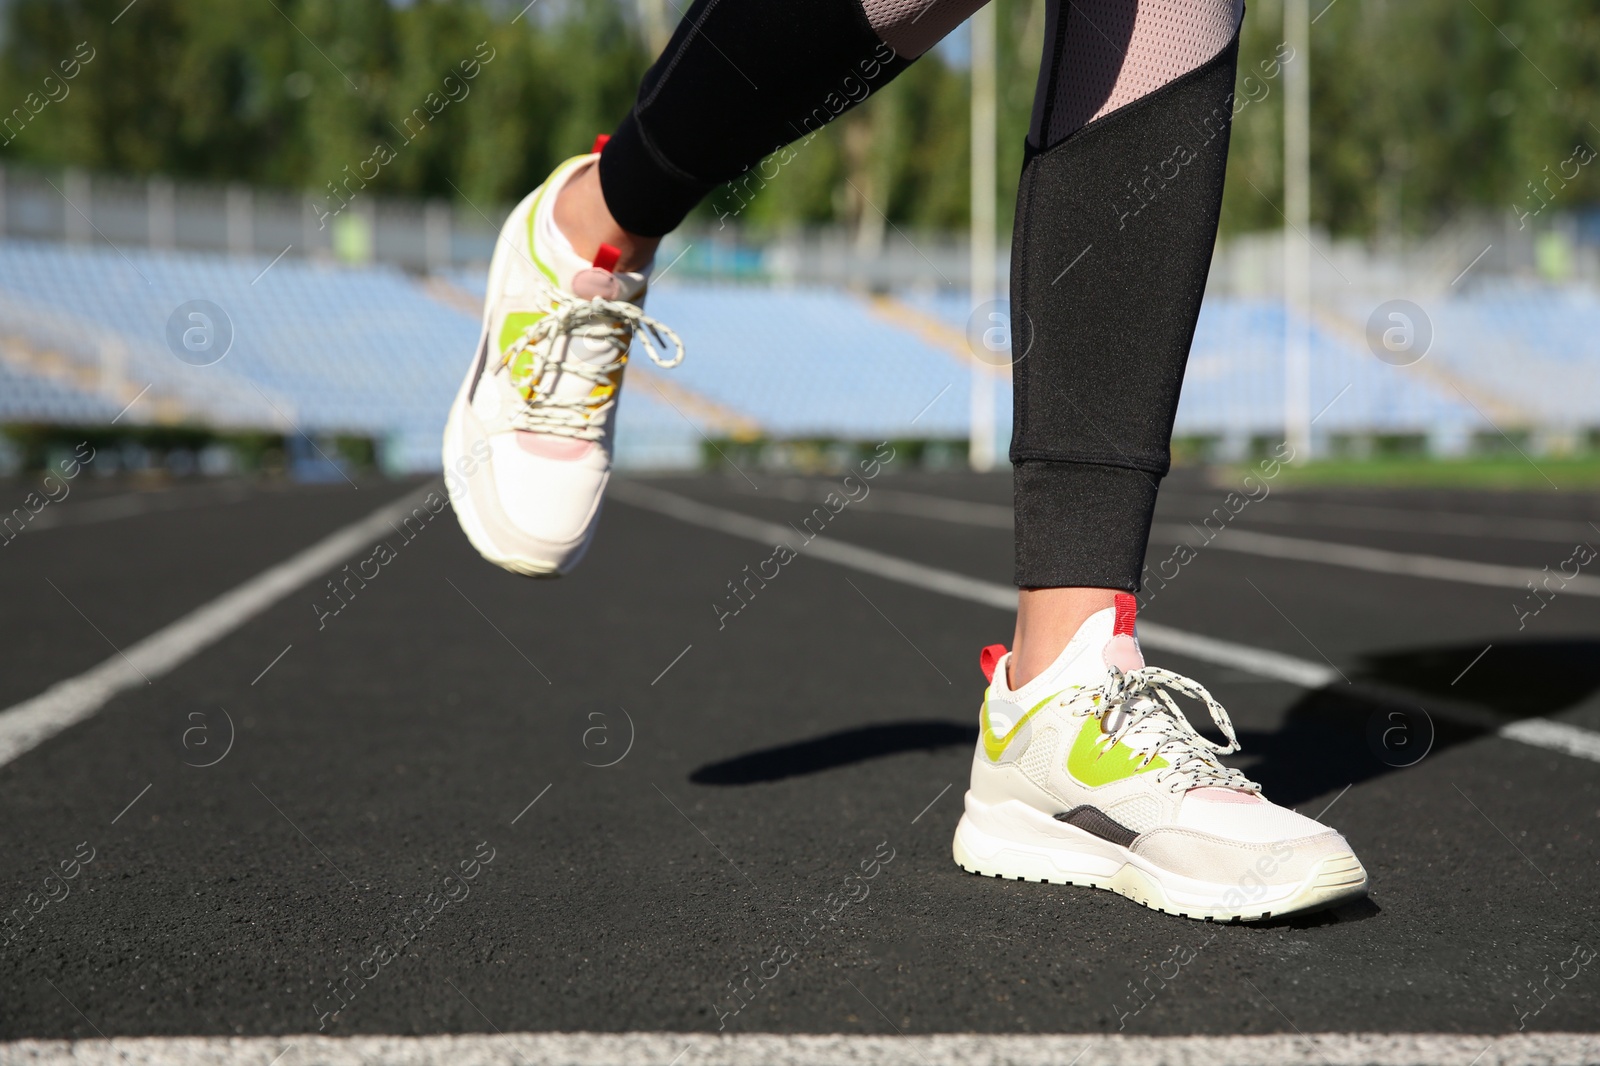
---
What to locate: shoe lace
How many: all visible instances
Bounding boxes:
[1061,666,1260,793]
[498,284,686,441]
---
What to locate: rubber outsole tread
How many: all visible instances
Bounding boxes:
[955,858,1350,924]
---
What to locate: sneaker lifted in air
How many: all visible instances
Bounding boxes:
[443,144,683,577]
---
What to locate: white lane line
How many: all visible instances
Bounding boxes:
[4,1031,1598,1066]
[609,482,1600,766]
[777,482,1600,548]
[1498,718,1600,762]
[754,480,1013,529]
[1133,622,1338,689]
[862,486,1012,528]
[809,482,1600,548]
[26,484,253,532]
[1158,493,1600,544]
[1150,524,1600,597]
[0,483,441,769]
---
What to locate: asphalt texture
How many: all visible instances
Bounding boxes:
[1,466,1597,1040]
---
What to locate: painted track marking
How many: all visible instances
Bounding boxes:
[3,1031,1598,1066]
[0,483,440,768]
[1149,524,1600,596]
[609,482,1600,766]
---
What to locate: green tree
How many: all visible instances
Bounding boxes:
[2,0,1597,235]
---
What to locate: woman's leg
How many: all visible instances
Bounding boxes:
[556,0,992,267]
[962,3,1365,923]
[555,0,1368,921]
[571,0,1241,688]
[1008,0,1243,686]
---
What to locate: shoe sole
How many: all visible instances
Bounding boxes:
[952,795,1368,923]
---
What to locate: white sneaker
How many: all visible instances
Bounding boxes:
[953,594,1368,922]
[442,149,683,577]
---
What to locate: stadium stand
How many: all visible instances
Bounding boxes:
[0,356,121,425]
[897,286,1584,456]
[1,238,1595,474]
[0,240,483,471]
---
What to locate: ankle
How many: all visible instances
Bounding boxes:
[1007,587,1121,689]
[552,162,661,272]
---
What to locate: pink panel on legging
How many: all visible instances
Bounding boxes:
[862,0,1242,141]
[859,0,990,59]
[1032,0,1243,146]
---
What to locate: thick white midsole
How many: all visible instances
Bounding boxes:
[951,793,1366,922]
[442,395,559,578]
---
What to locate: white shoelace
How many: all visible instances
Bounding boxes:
[498,285,686,441]
[1062,666,1260,793]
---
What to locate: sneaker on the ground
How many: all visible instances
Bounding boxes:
[443,141,683,577]
[953,594,1368,921]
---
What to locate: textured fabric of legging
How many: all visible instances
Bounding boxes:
[598,0,1244,592]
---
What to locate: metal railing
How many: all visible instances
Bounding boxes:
[1,163,1595,295]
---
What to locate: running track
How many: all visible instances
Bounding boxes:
[0,468,1596,1065]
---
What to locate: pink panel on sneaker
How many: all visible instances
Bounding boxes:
[571,267,622,300]
[1102,634,1145,673]
[1186,786,1263,804]
[515,432,593,461]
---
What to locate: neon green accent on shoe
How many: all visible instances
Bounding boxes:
[499,311,546,362]
[980,692,1060,762]
[524,154,596,290]
[1066,714,1167,787]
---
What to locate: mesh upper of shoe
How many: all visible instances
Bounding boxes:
[1019,726,1058,791]
[1105,793,1165,834]
[1177,788,1331,845]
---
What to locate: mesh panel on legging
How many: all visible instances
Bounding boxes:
[1029,0,1243,148]
[861,0,1240,75]
[858,0,989,59]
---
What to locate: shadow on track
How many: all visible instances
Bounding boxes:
[1244,638,1600,807]
[689,641,1600,802]
[690,720,976,785]
[1362,638,1600,715]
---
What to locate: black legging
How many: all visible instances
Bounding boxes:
[599,0,1243,593]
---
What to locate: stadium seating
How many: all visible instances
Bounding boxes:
[0,357,121,424]
[1,238,1595,472]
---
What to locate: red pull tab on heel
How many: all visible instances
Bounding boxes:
[592,243,621,273]
[1113,593,1137,636]
[979,644,1007,683]
[591,133,611,154]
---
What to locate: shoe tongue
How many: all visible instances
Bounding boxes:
[570,265,646,303]
[535,203,648,371]
[1009,594,1145,703]
[528,238,636,388]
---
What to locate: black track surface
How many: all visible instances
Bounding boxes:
[1,468,1597,1039]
